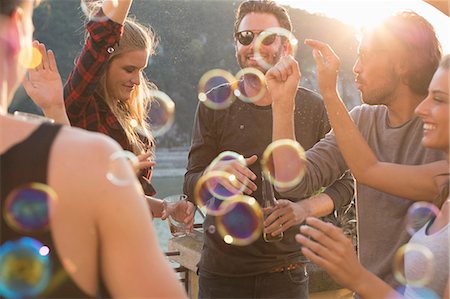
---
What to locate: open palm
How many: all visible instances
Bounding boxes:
[23,41,64,111]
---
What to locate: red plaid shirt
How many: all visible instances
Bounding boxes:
[64,17,156,195]
[63,18,132,150]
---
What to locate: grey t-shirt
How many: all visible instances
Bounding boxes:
[282,104,446,289]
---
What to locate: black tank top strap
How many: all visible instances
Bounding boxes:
[1,123,63,195]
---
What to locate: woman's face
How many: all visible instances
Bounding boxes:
[3,1,35,104]
[415,67,449,154]
[106,49,149,102]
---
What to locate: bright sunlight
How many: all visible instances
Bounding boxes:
[277,0,449,53]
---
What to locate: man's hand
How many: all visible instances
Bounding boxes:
[266,55,301,112]
[205,155,258,195]
[264,199,310,235]
[304,39,340,96]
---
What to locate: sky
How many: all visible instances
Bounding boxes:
[277,0,450,53]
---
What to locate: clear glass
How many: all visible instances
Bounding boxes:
[163,194,189,237]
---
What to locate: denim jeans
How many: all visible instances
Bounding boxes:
[198,265,308,299]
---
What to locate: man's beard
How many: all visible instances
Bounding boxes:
[237,47,283,73]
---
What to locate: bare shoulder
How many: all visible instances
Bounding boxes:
[54,126,122,157]
[48,126,140,209]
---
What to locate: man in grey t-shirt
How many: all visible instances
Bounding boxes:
[267,11,446,292]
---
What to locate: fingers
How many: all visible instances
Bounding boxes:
[31,40,57,72]
[137,160,156,171]
[304,217,346,243]
[266,55,299,83]
[47,49,59,72]
[137,151,152,162]
[245,155,258,167]
[304,39,340,70]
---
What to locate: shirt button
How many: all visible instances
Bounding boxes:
[107,47,115,54]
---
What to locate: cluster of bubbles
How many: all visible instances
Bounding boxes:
[0,183,57,298]
[198,67,267,110]
[391,201,441,298]
[197,27,298,111]
[195,139,306,246]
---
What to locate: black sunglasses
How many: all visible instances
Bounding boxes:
[235,30,278,46]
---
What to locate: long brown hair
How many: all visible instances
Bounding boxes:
[95,18,158,154]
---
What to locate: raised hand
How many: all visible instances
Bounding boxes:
[22,41,69,125]
[266,55,301,112]
[304,39,340,96]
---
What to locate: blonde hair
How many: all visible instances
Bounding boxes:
[95,18,158,155]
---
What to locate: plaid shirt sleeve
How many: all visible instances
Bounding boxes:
[63,16,123,127]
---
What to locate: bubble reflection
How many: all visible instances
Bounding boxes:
[4,183,57,234]
[261,139,306,189]
[148,90,175,137]
[216,195,263,246]
[0,238,51,298]
[106,150,139,186]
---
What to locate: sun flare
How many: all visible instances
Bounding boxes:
[277,0,449,53]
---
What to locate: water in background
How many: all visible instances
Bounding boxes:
[151,147,203,251]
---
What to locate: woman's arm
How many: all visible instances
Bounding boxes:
[304,39,447,201]
[64,0,131,124]
[103,0,132,25]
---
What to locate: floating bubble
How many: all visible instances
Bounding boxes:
[106,150,139,186]
[0,237,51,298]
[216,195,263,246]
[234,68,266,103]
[4,183,57,233]
[198,69,237,110]
[194,171,238,216]
[148,90,175,137]
[393,243,435,287]
[406,202,439,236]
[80,0,119,23]
[261,139,306,189]
[254,27,299,71]
[207,151,247,199]
[18,46,42,69]
[207,225,216,234]
[13,111,55,124]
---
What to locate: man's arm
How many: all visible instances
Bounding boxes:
[183,103,219,202]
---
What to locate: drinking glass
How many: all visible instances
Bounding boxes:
[163,194,189,237]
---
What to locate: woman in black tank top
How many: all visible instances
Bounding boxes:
[0,0,187,298]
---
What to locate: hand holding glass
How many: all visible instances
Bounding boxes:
[163,194,190,237]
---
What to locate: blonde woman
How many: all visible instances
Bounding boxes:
[24,0,195,225]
